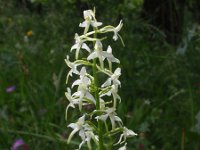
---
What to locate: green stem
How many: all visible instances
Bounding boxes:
[93,60,104,150]
[92,30,104,150]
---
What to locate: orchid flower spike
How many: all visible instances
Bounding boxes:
[66,9,136,150]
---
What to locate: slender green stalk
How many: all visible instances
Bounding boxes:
[92,30,104,150]
[93,61,104,150]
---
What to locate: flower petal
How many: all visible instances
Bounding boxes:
[70,43,79,51]
[85,92,96,104]
[118,143,127,150]
[82,43,91,52]
[101,78,112,87]
[87,52,97,60]
[79,21,88,27]
[72,79,81,88]
[91,21,102,27]
[95,114,108,121]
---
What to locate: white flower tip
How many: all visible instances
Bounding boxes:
[74,33,79,39]
[65,92,68,98]
[80,67,87,75]
[116,59,120,63]
[67,87,70,92]
[95,40,103,50]
[83,10,95,20]
[115,68,121,75]
[78,115,85,123]
[107,45,112,53]
[130,131,137,136]
[118,20,123,29]
[95,116,99,120]
[118,143,127,150]
[68,123,76,128]
[79,22,84,27]
[64,59,67,64]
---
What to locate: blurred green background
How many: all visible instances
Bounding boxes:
[1,0,200,149]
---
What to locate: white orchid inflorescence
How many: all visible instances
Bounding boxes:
[65,9,137,150]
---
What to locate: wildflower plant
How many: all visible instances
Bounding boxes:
[65,9,137,150]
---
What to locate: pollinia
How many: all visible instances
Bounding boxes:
[65,9,137,150]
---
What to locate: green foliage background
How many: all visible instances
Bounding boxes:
[0,0,200,149]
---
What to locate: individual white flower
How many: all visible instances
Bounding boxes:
[79,10,102,34]
[87,40,118,68]
[106,45,120,70]
[72,67,91,89]
[116,127,137,145]
[78,125,99,150]
[95,107,122,130]
[118,143,127,150]
[65,55,80,83]
[100,84,121,108]
[83,10,95,20]
[105,46,120,63]
[112,20,123,41]
[101,67,121,87]
[72,67,95,110]
[65,88,80,120]
[67,115,86,144]
[71,33,91,59]
[106,46,119,62]
[87,40,104,68]
[85,130,99,150]
[100,20,123,41]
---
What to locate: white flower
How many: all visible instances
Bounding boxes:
[112,20,123,41]
[67,115,86,144]
[100,84,121,108]
[116,127,137,145]
[65,88,80,120]
[72,67,95,110]
[79,10,102,34]
[87,40,104,68]
[118,143,127,150]
[71,33,91,59]
[100,20,123,41]
[102,67,121,87]
[65,55,80,83]
[95,107,122,130]
[87,40,118,68]
[79,125,99,150]
[83,10,95,20]
[106,46,120,63]
[85,130,99,150]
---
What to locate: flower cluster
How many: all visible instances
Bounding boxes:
[65,9,137,150]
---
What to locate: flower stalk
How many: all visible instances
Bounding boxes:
[92,27,104,150]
